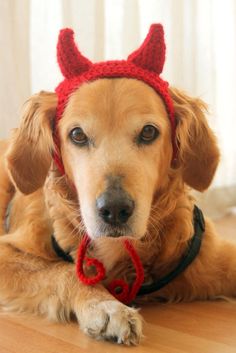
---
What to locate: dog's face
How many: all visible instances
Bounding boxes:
[7,78,220,240]
[58,79,173,239]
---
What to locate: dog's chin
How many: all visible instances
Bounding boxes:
[97,224,132,238]
[87,223,145,239]
[104,227,132,238]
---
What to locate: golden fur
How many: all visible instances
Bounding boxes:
[0,78,235,345]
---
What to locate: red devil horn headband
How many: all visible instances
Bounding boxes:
[128,24,165,74]
[57,24,166,78]
[57,28,92,78]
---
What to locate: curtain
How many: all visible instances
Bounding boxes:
[1,0,236,217]
[0,0,31,136]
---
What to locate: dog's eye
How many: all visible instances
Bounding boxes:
[138,125,159,144]
[69,127,88,146]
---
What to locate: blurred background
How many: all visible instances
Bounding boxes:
[0,0,235,219]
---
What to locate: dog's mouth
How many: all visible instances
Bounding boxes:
[95,223,133,238]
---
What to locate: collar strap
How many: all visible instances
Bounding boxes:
[51,235,74,263]
[51,205,205,297]
[138,205,205,296]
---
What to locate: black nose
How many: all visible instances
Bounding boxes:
[96,190,134,226]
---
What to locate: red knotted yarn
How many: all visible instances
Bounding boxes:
[76,235,144,304]
[76,236,106,285]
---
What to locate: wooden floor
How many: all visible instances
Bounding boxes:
[0,215,236,353]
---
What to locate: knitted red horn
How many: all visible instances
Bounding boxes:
[128,24,166,75]
[57,28,92,79]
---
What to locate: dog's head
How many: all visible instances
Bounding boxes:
[7,80,219,239]
[7,25,220,240]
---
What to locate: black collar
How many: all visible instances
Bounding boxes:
[137,205,205,295]
[51,235,74,263]
[51,205,205,296]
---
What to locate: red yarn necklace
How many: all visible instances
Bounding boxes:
[76,235,144,304]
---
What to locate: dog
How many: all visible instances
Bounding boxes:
[0,24,235,346]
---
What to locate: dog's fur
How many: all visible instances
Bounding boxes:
[0,78,236,345]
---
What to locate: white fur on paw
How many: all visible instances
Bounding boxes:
[78,300,143,345]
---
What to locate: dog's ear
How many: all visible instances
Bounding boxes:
[7,91,57,195]
[170,87,220,191]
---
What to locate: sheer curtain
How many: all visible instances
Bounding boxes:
[1,0,236,217]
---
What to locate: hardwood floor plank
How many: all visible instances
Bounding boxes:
[0,317,87,353]
[144,323,236,353]
[142,302,236,346]
[1,300,236,353]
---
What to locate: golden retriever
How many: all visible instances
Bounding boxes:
[0,77,235,345]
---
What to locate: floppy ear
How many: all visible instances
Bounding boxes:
[7,91,57,195]
[170,87,220,192]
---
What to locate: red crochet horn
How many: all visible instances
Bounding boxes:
[57,28,92,79]
[128,24,166,75]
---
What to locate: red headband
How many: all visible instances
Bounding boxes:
[54,24,176,174]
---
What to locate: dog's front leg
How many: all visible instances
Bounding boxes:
[0,242,142,345]
[73,287,142,345]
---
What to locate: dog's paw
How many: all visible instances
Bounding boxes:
[78,300,143,345]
